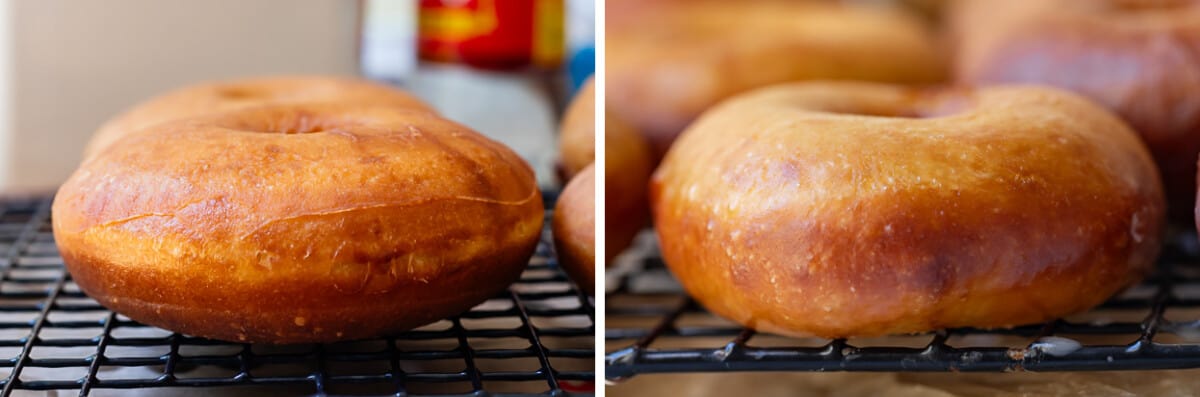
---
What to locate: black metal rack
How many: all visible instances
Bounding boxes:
[0,196,594,396]
[605,232,1200,381]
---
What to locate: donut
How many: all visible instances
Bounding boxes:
[558,80,598,178]
[602,114,653,261]
[607,1,946,157]
[556,79,653,264]
[553,165,595,296]
[53,104,543,344]
[898,0,950,21]
[950,0,1200,222]
[83,75,434,159]
[651,82,1164,338]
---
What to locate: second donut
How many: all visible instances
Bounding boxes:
[652,82,1165,338]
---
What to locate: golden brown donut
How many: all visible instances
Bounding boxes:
[951,0,1200,222]
[54,104,543,344]
[83,75,434,159]
[651,82,1165,338]
[553,165,595,296]
[897,0,951,22]
[602,114,653,262]
[558,80,598,178]
[607,1,946,157]
[556,78,653,264]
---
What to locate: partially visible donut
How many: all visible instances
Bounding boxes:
[83,75,434,159]
[951,0,1200,221]
[54,104,542,344]
[553,165,596,296]
[608,1,946,157]
[559,80,598,178]
[602,114,653,261]
[557,79,653,265]
[652,82,1164,337]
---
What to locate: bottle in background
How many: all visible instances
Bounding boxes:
[362,0,582,187]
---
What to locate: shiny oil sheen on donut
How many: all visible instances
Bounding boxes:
[651,82,1165,338]
[54,104,543,344]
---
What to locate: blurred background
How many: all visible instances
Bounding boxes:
[0,0,594,192]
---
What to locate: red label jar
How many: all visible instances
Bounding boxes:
[418,0,564,70]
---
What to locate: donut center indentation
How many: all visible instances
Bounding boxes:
[267,116,336,134]
[824,106,923,118]
[820,91,971,119]
[217,87,261,100]
[224,112,352,134]
[1105,0,1196,11]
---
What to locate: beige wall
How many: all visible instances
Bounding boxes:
[0,0,361,192]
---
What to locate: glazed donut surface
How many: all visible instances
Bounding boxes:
[651,82,1165,337]
[83,75,434,159]
[54,104,543,343]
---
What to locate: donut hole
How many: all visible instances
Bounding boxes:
[818,91,972,119]
[1103,0,1196,11]
[822,103,923,118]
[221,111,356,134]
[216,87,262,100]
[274,119,332,134]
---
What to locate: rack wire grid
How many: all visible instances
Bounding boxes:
[605,230,1200,381]
[0,194,594,396]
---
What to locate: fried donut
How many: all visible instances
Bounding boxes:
[607,1,946,157]
[651,82,1164,338]
[54,104,543,344]
[602,115,653,261]
[83,75,434,159]
[559,80,598,178]
[553,165,596,295]
[556,79,653,265]
[951,0,1200,222]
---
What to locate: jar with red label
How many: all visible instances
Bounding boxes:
[418,0,564,70]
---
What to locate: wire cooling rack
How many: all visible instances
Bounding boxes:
[0,195,593,396]
[605,231,1200,381]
